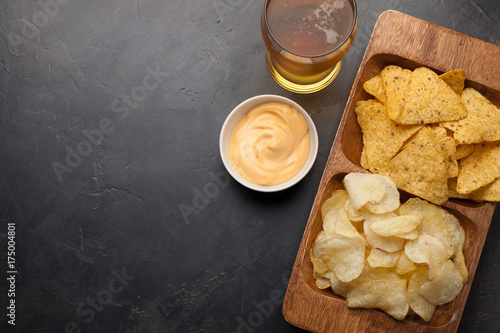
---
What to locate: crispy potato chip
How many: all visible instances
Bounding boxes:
[400,198,455,257]
[355,99,422,173]
[455,144,475,160]
[363,75,386,104]
[408,267,435,322]
[456,141,500,194]
[382,65,413,121]
[321,190,349,220]
[452,245,469,284]
[312,234,366,282]
[310,248,330,277]
[344,198,373,222]
[314,271,332,289]
[442,88,500,144]
[324,206,366,242]
[370,214,422,237]
[439,69,465,95]
[343,173,400,214]
[449,177,500,202]
[419,260,464,305]
[364,213,405,253]
[367,248,401,268]
[394,67,467,125]
[347,280,409,320]
[404,235,449,279]
[379,128,449,205]
[443,211,465,258]
[394,251,417,275]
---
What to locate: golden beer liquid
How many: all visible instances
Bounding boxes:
[262,0,357,93]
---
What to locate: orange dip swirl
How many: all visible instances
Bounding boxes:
[229,102,310,186]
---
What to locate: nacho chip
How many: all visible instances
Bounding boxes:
[439,69,465,95]
[382,65,412,121]
[363,75,386,104]
[379,128,449,205]
[449,177,500,202]
[354,99,422,173]
[395,67,467,125]
[442,88,500,144]
[455,144,475,160]
[456,141,500,194]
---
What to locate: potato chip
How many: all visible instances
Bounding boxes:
[312,234,366,282]
[346,280,409,320]
[324,206,365,242]
[310,248,330,277]
[408,267,435,322]
[321,190,349,220]
[314,271,332,289]
[400,198,455,257]
[419,260,464,305]
[444,211,465,258]
[369,214,422,237]
[394,67,467,125]
[364,214,405,253]
[344,198,373,222]
[394,251,417,275]
[452,245,469,284]
[456,141,500,194]
[343,173,400,214]
[363,75,386,103]
[439,69,465,95]
[379,128,449,205]
[355,99,422,173]
[367,248,401,268]
[404,235,449,279]
[444,88,500,144]
[382,65,413,121]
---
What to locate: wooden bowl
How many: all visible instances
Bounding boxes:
[283,10,500,333]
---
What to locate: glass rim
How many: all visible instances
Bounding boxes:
[263,0,358,58]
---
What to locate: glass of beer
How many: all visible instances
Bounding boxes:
[261,0,358,94]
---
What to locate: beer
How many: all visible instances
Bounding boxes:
[261,0,357,93]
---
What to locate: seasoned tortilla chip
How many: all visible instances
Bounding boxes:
[363,75,386,104]
[449,177,500,202]
[379,127,449,205]
[455,144,475,160]
[382,65,412,121]
[395,67,467,125]
[456,141,500,194]
[354,99,422,173]
[439,69,465,95]
[442,88,500,144]
[431,127,458,178]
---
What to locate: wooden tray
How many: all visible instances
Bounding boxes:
[283,10,500,333]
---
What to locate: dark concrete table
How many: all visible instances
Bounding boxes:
[0,1,499,332]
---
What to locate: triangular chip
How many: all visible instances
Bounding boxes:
[381,65,412,121]
[363,75,386,104]
[379,127,449,205]
[441,88,500,144]
[455,144,475,160]
[439,69,465,95]
[431,126,458,178]
[449,177,500,202]
[395,67,467,125]
[354,99,422,173]
[456,141,500,194]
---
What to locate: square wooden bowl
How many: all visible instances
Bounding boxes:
[283,10,500,333]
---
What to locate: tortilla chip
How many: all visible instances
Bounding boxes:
[355,99,422,173]
[442,88,500,144]
[455,144,475,160]
[449,177,500,202]
[439,69,465,95]
[456,141,500,194]
[382,66,412,121]
[431,127,458,178]
[395,67,467,125]
[379,127,449,205]
[363,75,386,104]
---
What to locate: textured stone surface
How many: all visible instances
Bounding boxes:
[0,0,498,332]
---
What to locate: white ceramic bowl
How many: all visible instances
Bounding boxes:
[219,95,319,192]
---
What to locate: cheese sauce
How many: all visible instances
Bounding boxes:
[229,102,310,186]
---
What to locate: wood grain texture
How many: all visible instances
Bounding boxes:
[283,10,499,333]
